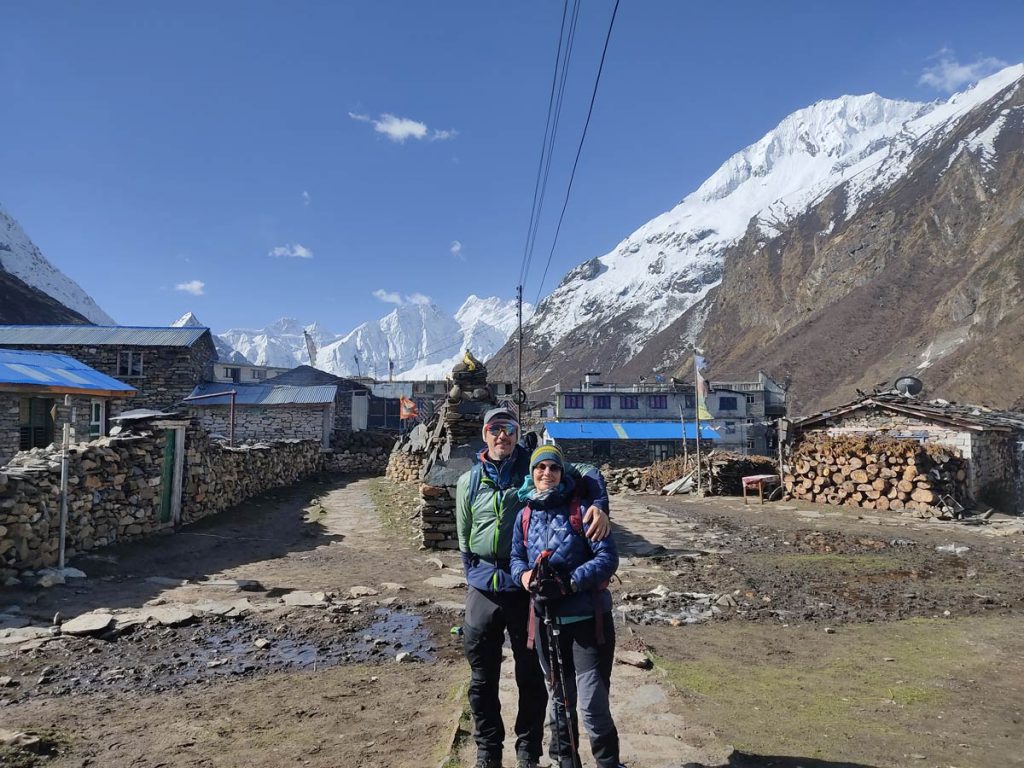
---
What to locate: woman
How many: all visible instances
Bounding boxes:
[510,445,624,768]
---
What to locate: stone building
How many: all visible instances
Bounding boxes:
[269,365,372,436]
[543,420,720,468]
[793,394,1024,513]
[0,348,136,466]
[184,381,337,448]
[0,325,217,411]
[551,370,785,457]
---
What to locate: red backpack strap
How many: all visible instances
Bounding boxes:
[521,504,532,541]
[568,494,585,536]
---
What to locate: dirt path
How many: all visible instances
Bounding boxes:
[2,476,1022,768]
[0,474,470,768]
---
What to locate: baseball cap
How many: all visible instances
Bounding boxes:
[483,406,519,426]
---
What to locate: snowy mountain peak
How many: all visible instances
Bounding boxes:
[171,311,203,328]
[0,204,116,325]
[216,296,524,380]
[521,65,1024,360]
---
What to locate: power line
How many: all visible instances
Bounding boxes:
[533,0,621,306]
[522,0,582,290]
[518,0,572,288]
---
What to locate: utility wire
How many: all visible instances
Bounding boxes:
[518,0,571,287]
[533,0,621,306]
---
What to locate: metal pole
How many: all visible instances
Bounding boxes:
[58,395,71,570]
[678,403,689,464]
[229,391,236,447]
[517,285,524,396]
[694,358,702,496]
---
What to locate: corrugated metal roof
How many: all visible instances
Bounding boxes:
[544,421,719,440]
[371,382,413,398]
[185,382,337,406]
[0,325,210,347]
[794,393,1024,433]
[0,348,136,395]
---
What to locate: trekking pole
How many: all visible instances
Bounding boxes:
[545,606,582,768]
[543,609,567,765]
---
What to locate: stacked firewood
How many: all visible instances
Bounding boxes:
[784,433,968,517]
[647,451,778,496]
[602,466,652,493]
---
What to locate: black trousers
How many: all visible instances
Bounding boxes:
[536,613,619,768]
[462,587,548,762]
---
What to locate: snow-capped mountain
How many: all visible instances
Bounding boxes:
[1,204,115,325]
[215,295,531,379]
[489,64,1024,404]
[171,312,251,364]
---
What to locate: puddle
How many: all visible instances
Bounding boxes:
[14,609,434,698]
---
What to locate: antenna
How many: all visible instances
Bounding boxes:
[894,375,924,397]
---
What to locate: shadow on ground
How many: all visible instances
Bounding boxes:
[0,471,357,618]
[700,753,882,768]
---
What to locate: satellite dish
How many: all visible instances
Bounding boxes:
[894,375,924,397]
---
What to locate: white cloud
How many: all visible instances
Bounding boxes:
[269,243,313,259]
[450,240,464,260]
[302,191,311,206]
[175,280,205,296]
[373,289,403,304]
[372,290,434,306]
[349,111,457,144]
[919,49,1008,93]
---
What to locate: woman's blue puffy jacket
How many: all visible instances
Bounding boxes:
[510,473,618,618]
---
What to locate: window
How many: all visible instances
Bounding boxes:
[90,400,105,438]
[117,351,143,377]
[593,395,611,409]
[684,393,695,409]
[19,397,54,450]
[648,441,675,462]
[620,395,638,409]
[723,421,736,434]
[223,366,241,383]
[746,438,755,451]
[564,394,584,409]
[648,394,667,409]
[718,396,738,411]
[251,369,265,380]
[592,441,611,459]
[745,394,756,406]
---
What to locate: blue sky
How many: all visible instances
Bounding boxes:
[3,0,1023,333]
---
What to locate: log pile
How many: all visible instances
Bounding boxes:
[603,466,651,493]
[649,452,777,496]
[784,433,968,517]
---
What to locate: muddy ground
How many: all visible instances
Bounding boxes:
[1,475,1022,768]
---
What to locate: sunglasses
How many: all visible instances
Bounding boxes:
[485,422,518,436]
[533,461,562,474]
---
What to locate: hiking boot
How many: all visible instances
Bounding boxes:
[473,758,501,768]
[515,758,540,768]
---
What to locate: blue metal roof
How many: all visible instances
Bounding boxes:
[185,382,337,406]
[544,421,719,440]
[0,325,210,347]
[0,348,136,395]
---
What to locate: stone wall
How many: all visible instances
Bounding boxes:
[0,424,322,580]
[814,411,1023,510]
[557,439,690,468]
[2,340,216,411]
[189,404,331,446]
[386,449,424,482]
[322,430,393,474]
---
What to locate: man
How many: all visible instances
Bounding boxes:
[456,406,611,768]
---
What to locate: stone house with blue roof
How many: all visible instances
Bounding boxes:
[0,348,136,466]
[0,325,217,412]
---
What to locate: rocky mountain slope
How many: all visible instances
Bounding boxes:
[0,204,115,325]
[490,65,1024,413]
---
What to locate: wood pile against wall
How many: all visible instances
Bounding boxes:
[784,433,968,517]
[649,452,777,495]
